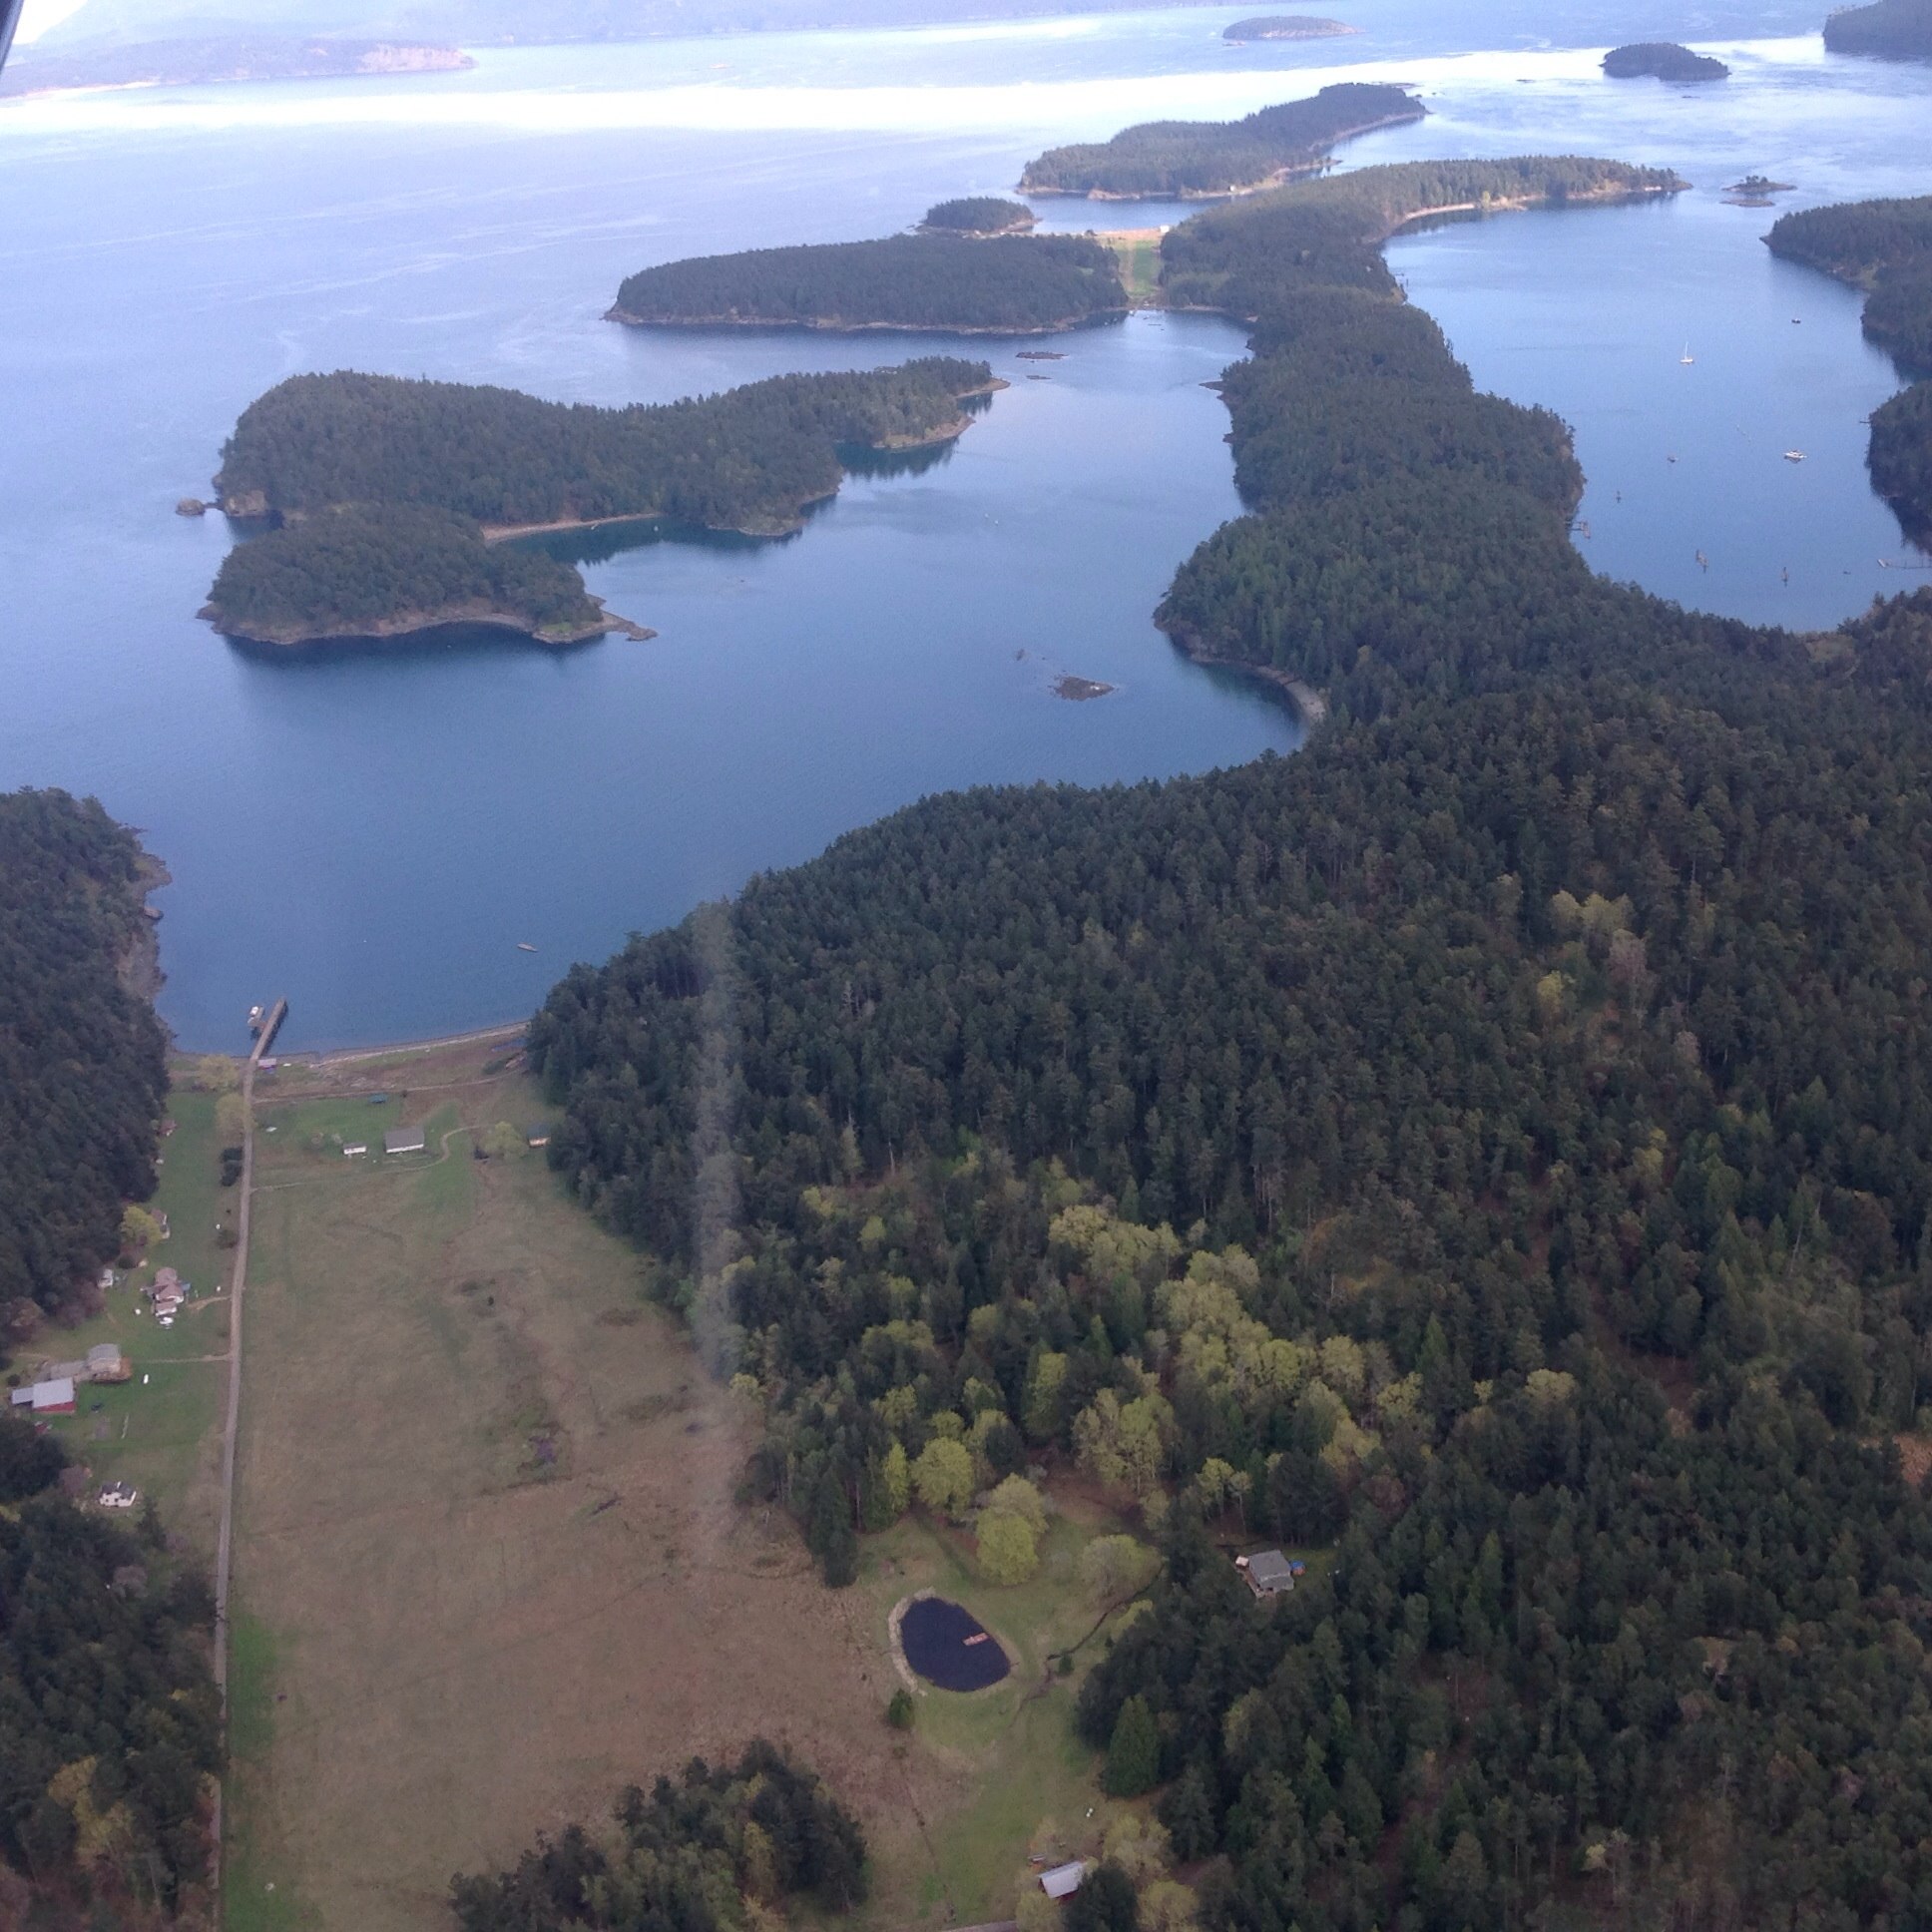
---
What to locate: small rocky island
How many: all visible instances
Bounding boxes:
[1222,16,1360,42]
[921,197,1038,235]
[1602,42,1730,81]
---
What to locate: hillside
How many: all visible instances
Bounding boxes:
[529,148,1932,1929]
[0,788,169,1320]
[609,234,1124,333]
[1822,0,1932,59]
[1018,82,1425,199]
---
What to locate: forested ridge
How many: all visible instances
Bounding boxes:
[449,1743,866,1932]
[0,1416,221,1924]
[527,145,1932,1931]
[610,233,1124,331]
[0,789,168,1323]
[1018,83,1425,199]
[207,359,994,639]
[1822,0,1932,59]
[1768,196,1932,538]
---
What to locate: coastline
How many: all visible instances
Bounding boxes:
[1160,618,1328,724]
[201,597,654,649]
[606,306,1124,336]
[1019,107,1428,202]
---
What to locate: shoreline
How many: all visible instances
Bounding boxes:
[1161,618,1329,724]
[606,306,1123,336]
[202,597,654,649]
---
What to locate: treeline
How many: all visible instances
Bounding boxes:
[0,1415,221,1920]
[1601,41,1729,80]
[1018,83,1424,199]
[216,359,997,532]
[203,504,606,646]
[1768,195,1932,536]
[610,234,1123,332]
[0,789,168,1321]
[448,1742,866,1932]
[1822,0,1932,59]
[923,196,1037,233]
[528,140,1932,1928]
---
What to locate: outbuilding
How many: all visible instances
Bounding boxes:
[1236,1549,1297,1599]
[384,1125,428,1157]
[28,1378,76,1416]
[526,1125,553,1149]
[1040,1863,1090,1901]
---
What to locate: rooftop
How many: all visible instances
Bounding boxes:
[384,1126,428,1156]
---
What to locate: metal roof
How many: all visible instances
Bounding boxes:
[1040,1863,1088,1900]
[384,1126,428,1155]
[1245,1549,1296,1590]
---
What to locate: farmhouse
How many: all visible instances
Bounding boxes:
[99,1480,139,1509]
[1040,1862,1090,1900]
[41,1343,133,1386]
[384,1125,428,1157]
[1235,1549,1298,1598]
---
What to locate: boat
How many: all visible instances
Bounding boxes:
[516,942,538,952]
[1680,344,1694,365]
[1783,450,1805,463]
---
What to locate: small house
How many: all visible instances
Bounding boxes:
[99,1480,139,1510]
[1236,1549,1297,1599]
[29,1378,76,1416]
[1040,1863,1089,1901]
[384,1125,428,1157]
[88,1343,132,1383]
[526,1125,552,1149]
[99,1267,116,1291]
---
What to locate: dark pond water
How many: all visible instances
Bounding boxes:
[901,1596,1011,1690]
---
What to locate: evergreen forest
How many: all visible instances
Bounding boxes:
[610,234,1124,331]
[449,1742,867,1932]
[1018,83,1424,199]
[204,504,607,645]
[527,150,1932,1931]
[0,1415,221,1920]
[0,789,169,1322]
[1600,42,1729,81]
[1821,0,1932,59]
[1768,195,1932,537]
[923,197,1038,233]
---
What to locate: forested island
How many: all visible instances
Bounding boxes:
[1768,195,1932,534]
[206,359,997,642]
[610,234,1123,332]
[0,36,471,95]
[525,119,1932,1928]
[921,196,1038,234]
[1221,15,1359,40]
[1018,81,1425,199]
[1822,0,1932,59]
[1601,40,1731,80]
[0,788,169,1320]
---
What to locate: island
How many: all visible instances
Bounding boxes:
[1768,195,1932,536]
[1222,15,1360,41]
[1601,42,1731,80]
[609,234,1125,332]
[921,196,1039,235]
[0,37,473,96]
[1822,0,1932,60]
[204,358,998,644]
[1018,81,1426,200]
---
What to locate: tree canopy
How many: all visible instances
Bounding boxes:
[1018,83,1424,199]
[1601,42,1729,80]
[923,197,1038,234]
[1822,0,1932,59]
[0,789,168,1320]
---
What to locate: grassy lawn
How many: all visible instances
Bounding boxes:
[16,1076,237,1552]
[219,1039,1134,1932]
[1099,230,1167,307]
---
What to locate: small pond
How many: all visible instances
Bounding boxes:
[900,1597,1010,1691]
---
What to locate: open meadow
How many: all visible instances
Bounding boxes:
[224,1039,1134,1932]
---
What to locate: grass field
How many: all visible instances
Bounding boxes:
[17,1078,237,1552]
[222,1040,1134,1932]
[1099,230,1168,307]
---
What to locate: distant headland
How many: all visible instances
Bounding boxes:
[1221,16,1360,42]
[1018,82,1425,200]
[0,37,472,97]
[1601,42,1730,81]
[1823,0,1932,61]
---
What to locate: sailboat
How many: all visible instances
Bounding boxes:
[1680,343,1694,365]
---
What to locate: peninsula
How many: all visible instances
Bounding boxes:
[609,234,1123,333]
[1222,16,1359,41]
[0,36,472,95]
[1601,41,1730,80]
[1822,0,1932,60]
[1018,81,1426,200]
[204,359,998,644]
[921,197,1039,234]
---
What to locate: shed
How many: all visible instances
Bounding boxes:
[88,1344,132,1383]
[30,1378,76,1416]
[1236,1549,1296,1598]
[8,1387,31,1408]
[342,1143,369,1158]
[526,1125,553,1149]
[1040,1863,1089,1901]
[384,1125,428,1157]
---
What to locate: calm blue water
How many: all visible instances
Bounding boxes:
[1,3,1927,1049]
